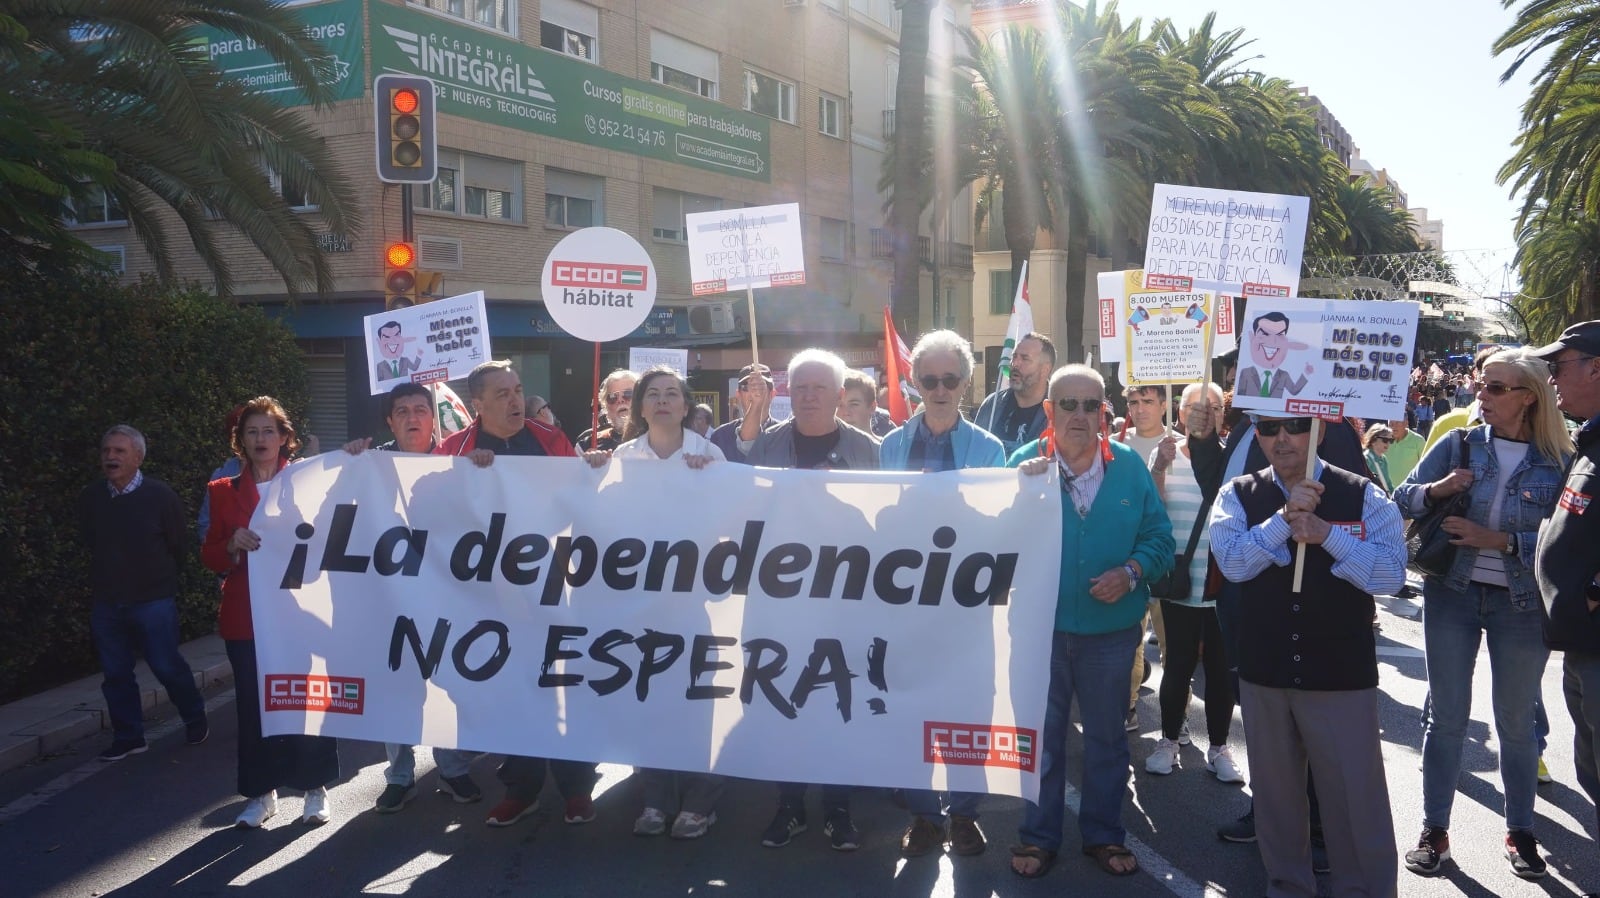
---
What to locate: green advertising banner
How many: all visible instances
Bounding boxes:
[190,0,364,107]
[371,4,771,181]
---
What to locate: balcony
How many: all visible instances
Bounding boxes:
[869,228,973,269]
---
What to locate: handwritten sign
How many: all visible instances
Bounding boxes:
[364,291,491,395]
[685,202,806,295]
[1229,297,1420,421]
[628,347,689,378]
[1143,184,1309,298]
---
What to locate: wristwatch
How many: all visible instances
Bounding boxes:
[1124,563,1141,590]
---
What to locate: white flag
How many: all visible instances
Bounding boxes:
[997,260,1033,381]
[434,383,472,436]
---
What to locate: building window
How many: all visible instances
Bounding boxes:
[819,217,848,261]
[414,0,512,34]
[651,31,718,99]
[818,92,843,138]
[415,150,522,222]
[539,0,597,61]
[544,169,603,229]
[652,187,720,243]
[989,270,1012,315]
[745,68,795,123]
[65,184,126,227]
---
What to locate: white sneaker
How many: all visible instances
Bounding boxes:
[670,811,716,840]
[302,787,331,825]
[633,806,668,836]
[236,791,278,828]
[1207,745,1245,784]
[1145,738,1181,775]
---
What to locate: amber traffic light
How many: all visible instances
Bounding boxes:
[385,241,419,310]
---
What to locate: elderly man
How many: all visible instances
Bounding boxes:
[1533,322,1600,898]
[735,349,879,850]
[882,331,1006,858]
[344,383,484,812]
[437,361,592,827]
[1008,365,1174,880]
[711,363,777,464]
[578,369,637,452]
[1209,412,1405,898]
[975,333,1055,457]
[78,425,208,760]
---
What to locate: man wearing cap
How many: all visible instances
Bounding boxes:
[710,363,778,464]
[1532,322,1600,895]
[1209,412,1406,898]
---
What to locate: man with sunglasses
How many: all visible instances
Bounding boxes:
[1532,321,1600,898]
[578,369,637,452]
[710,363,778,464]
[975,333,1055,457]
[1209,412,1406,898]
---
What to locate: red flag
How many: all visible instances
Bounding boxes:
[882,307,913,425]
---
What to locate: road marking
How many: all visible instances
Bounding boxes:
[1065,781,1221,898]
[0,691,235,826]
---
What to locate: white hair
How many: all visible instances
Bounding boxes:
[909,329,975,381]
[1046,364,1105,396]
[786,348,848,392]
[102,424,146,457]
[1180,381,1224,405]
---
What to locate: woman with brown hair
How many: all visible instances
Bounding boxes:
[202,396,339,828]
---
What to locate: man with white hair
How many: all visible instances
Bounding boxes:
[78,424,208,760]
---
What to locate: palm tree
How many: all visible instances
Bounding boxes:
[1513,204,1600,331]
[4,0,361,296]
[888,0,935,334]
[1330,181,1422,257]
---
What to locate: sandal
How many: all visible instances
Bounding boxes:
[1009,843,1056,878]
[1085,843,1139,876]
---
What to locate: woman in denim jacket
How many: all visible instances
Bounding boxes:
[1391,349,1573,879]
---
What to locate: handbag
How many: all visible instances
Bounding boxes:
[1150,487,1215,601]
[1406,429,1472,578]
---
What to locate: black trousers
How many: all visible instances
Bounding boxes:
[1159,601,1235,745]
[497,755,598,803]
[228,639,338,798]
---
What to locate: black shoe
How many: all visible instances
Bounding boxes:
[761,806,807,848]
[185,718,209,746]
[825,809,861,851]
[1217,807,1256,843]
[438,773,483,803]
[1404,826,1449,875]
[1506,830,1547,880]
[99,738,148,761]
[375,783,417,814]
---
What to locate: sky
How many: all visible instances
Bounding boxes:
[1107,0,1532,296]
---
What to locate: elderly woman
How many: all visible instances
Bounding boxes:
[202,396,339,828]
[884,331,1006,858]
[1008,365,1174,879]
[584,366,724,839]
[1393,349,1572,879]
[1363,422,1396,493]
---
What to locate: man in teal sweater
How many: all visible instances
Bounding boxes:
[1006,364,1174,880]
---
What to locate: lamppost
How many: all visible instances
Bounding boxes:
[1482,292,1531,342]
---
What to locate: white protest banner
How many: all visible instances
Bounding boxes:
[1143,184,1310,298]
[247,456,1060,799]
[628,347,689,378]
[685,202,806,295]
[365,291,490,395]
[1121,291,1214,386]
[541,227,657,342]
[1230,297,1420,422]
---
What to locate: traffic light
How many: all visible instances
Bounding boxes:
[417,271,445,303]
[385,241,418,310]
[374,74,437,183]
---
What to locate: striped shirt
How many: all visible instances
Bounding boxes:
[1161,445,1212,606]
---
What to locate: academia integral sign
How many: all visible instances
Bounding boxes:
[370,4,769,181]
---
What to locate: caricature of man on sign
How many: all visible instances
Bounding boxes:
[1235,311,1312,398]
[375,320,423,382]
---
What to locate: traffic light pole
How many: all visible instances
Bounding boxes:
[401,186,414,243]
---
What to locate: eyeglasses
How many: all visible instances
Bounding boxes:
[918,373,963,392]
[1548,355,1597,377]
[1372,436,1393,444]
[1054,397,1105,414]
[1182,403,1216,415]
[1255,417,1314,437]
[605,389,634,403]
[1478,383,1529,396]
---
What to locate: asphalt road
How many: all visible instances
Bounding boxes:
[6,588,1600,898]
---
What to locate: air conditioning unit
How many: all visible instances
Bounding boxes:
[688,301,737,334]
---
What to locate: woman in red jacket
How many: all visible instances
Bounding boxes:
[202,396,339,828]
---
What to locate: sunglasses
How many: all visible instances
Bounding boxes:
[1255,417,1314,437]
[918,373,963,392]
[1548,355,1597,377]
[1054,397,1105,413]
[605,389,634,403]
[1478,383,1529,397]
[1373,436,1393,444]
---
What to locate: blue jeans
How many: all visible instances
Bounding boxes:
[91,598,205,742]
[1420,579,1548,831]
[1019,626,1139,851]
[384,743,477,786]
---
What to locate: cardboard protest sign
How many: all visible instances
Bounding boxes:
[1099,270,1233,367]
[628,347,689,378]
[247,455,1060,800]
[685,202,806,295]
[364,291,490,395]
[1120,291,1214,386]
[1144,184,1310,298]
[540,227,657,342]
[1229,298,1420,422]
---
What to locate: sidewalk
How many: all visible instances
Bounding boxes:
[0,634,232,775]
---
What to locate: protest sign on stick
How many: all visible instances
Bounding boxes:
[364,292,490,395]
[686,203,806,369]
